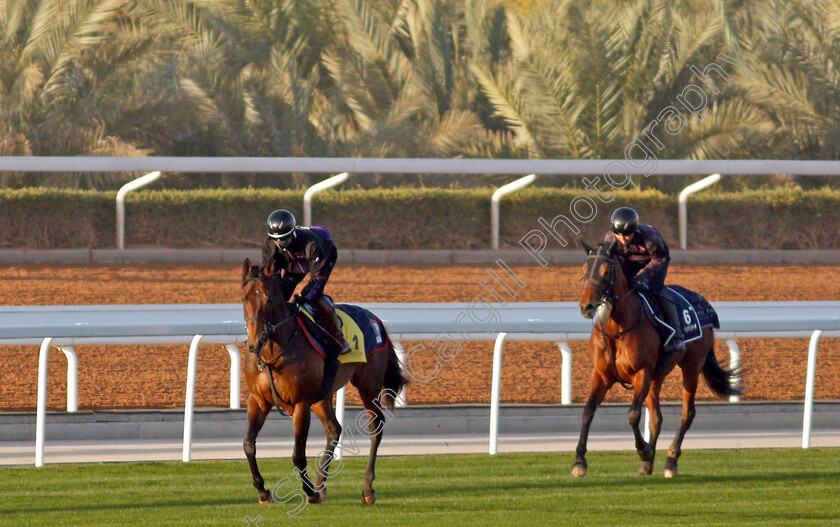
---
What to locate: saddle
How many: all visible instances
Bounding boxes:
[295,301,388,363]
[637,285,719,348]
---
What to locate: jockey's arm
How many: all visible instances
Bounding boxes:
[298,239,328,302]
[637,230,670,283]
[280,273,305,301]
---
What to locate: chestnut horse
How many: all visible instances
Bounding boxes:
[240,259,407,505]
[573,241,739,477]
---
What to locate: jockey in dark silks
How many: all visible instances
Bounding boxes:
[603,207,686,357]
[261,209,351,355]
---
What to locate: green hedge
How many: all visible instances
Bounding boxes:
[1,187,839,250]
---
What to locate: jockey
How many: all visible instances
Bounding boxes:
[604,207,686,355]
[261,209,351,354]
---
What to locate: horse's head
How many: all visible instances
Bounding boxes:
[241,258,285,355]
[578,240,619,321]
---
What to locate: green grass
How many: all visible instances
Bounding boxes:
[2,449,839,526]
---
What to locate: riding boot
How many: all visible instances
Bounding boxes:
[660,288,686,352]
[314,296,352,355]
[653,289,684,378]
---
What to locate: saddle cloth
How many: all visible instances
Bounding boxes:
[298,303,389,363]
[637,285,720,347]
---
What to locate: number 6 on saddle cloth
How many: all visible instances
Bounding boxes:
[637,285,720,347]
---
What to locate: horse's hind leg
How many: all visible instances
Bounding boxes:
[665,368,700,478]
[310,399,342,502]
[357,389,387,505]
[639,381,664,476]
[573,372,611,477]
[244,394,273,503]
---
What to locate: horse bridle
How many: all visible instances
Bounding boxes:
[584,250,642,337]
[243,275,300,371]
[583,249,644,390]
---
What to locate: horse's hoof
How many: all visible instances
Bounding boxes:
[664,457,678,478]
[571,462,587,477]
[638,462,653,476]
[259,495,275,505]
[362,491,376,505]
[307,492,324,504]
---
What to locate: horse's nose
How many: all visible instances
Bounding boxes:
[579,301,594,319]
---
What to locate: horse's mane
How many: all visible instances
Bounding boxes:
[242,264,287,310]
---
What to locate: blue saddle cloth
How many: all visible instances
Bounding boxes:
[637,285,719,347]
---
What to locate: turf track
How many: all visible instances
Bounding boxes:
[2,449,838,526]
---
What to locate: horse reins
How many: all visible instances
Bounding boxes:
[244,275,302,415]
[584,251,642,390]
[245,311,299,371]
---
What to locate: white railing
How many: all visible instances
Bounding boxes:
[4,157,838,250]
[4,157,840,175]
[1,301,839,465]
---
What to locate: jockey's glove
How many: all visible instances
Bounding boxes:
[635,278,650,292]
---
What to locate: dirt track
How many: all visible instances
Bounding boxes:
[1,262,839,411]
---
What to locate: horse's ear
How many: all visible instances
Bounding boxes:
[242,258,251,280]
[264,258,275,276]
[607,240,618,255]
[579,238,594,254]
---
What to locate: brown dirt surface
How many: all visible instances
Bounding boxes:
[1,262,839,411]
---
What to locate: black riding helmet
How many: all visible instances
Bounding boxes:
[267,209,296,245]
[610,207,639,236]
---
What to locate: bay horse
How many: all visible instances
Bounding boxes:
[240,259,408,505]
[573,241,739,477]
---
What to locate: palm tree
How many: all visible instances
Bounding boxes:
[734,0,840,167]
[469,0,773,190]
[0,0,179,188]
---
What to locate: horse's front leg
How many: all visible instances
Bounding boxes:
[243,394,273,503]
[291,402,321,503]
[628,370,655,473]
[311,399,342,503]
[572,371,611,477]
[639,381,663,475]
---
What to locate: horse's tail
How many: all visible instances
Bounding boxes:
[703,346,742,398]
[380,341,409,412]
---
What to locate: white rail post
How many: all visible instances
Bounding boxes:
[303,172,350,226]
[116,171,161,249]
[678,173,721,250]
[182,334,203,462]
[644,407,650,442]
[392,341,407,408]
[58,346,78,412]
[335,386,346,460]
[556,341,572,405]
[802,330,822,449]
[489,332,508,455]
[224,344,241,410]
[35,337,53,467]
[491,175,536,249]
[726,339,741,402]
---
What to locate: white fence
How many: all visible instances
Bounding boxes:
[3,157,840,251]
[1,301,839,466]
